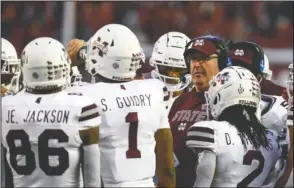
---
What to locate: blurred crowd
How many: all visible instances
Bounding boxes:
[2,1,293,56]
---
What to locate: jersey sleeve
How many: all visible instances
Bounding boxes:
[78,98,101,129]
[76,96,101,147]
[186,121,218,154]
[77,97,101,187]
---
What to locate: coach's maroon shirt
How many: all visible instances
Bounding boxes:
[168,89,209,187]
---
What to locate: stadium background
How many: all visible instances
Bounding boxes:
[1,1,293,86]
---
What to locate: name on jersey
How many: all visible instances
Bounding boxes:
[100,94,151,111]
[225,132,274,151]
[5,109,70,124]
[171,110,207,122]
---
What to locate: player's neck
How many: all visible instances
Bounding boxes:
[194,85,208,93]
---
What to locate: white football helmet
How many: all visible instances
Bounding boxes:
[86,24,143,81]
[21,37,71,90]
[262,53,272,80]
[1,38,20,75]
[150,32,191,92]
[206,66,261,119]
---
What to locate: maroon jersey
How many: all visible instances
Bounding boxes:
[261,79,287,97]
[168,89,209,187]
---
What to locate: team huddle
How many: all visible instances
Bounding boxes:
[1,23,293,187]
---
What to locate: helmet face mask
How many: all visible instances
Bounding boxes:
[151,64,188,92]
[1,38,21,86]
[1,59,21,74]
[150,31,191,92]
[70,66,83,86]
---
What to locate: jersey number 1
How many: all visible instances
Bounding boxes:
[125,112,141,159]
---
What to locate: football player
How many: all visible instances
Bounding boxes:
[1,38,22,96]
[1,37,101,187]
[168,35,232,187]
[68,24,175,187]
[275,63,293,188]
[229,41,290,186]
[186,66,286,187]
[149,31,192,110]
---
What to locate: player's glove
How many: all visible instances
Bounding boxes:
[67,38,87,66]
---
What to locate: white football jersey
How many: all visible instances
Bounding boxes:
[260,95,290,149]
[285,97,293,188]
[1,91,100,187]
[260,95,291,187]
[260,95,288,132]
[186,120,283,187]
[68,79,170,186]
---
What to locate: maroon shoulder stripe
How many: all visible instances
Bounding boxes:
[78,112,100,122]
[81,103,97,113]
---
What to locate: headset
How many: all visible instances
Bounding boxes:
[183,35,232,72]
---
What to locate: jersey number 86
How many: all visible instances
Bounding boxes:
[6,129,69,176]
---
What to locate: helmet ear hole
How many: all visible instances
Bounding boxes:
[213,93,221,105]
[213,97,218,105]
